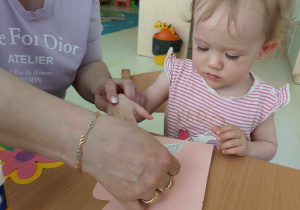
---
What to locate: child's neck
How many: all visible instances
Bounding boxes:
[214,73,254,97]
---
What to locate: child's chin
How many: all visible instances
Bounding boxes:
[204,79,223,89]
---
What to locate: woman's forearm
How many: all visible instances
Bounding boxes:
[0,67,181,210]
[0,67,94,167]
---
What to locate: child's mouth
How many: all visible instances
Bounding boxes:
[206,73,220,81]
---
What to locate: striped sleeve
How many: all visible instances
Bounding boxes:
[164,47,176,84]
[276,84,290,107]
[261,83,290,122]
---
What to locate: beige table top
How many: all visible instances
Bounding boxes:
[6,149,300,210]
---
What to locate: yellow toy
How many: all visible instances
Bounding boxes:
[154,21,175,36]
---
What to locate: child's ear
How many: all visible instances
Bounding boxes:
[257,39,279,60]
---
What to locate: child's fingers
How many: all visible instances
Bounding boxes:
[215,124,238,135]
[133,103,153,120]
[216,138,247,156]
[220,146,246,156]
[216,138,241,151]
[217,129,241,142]
[211,126,221,134]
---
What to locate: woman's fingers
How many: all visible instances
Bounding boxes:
[85,116,181,209]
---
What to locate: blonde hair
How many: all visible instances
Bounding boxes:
[189,0,294,55]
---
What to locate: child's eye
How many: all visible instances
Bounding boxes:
[197,46,209,52]
[225,54,239,61]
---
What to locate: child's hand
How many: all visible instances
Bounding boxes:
[107,94,153,125]
[212,125,248,157]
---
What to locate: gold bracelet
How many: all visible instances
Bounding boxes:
[75,112,100,173]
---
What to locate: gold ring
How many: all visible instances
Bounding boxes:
[141,190,159,204]
[158,175,173,192]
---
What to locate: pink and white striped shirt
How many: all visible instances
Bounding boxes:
[164,48,290,141]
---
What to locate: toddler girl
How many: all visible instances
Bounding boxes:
[108,0,293,161]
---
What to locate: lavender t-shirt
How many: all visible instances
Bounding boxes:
[0,0,103,98]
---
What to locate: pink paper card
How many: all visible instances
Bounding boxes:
[93,136,214,210]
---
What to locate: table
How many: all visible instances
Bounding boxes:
[5,149,300,210]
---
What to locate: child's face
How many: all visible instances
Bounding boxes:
[192,4,266,95]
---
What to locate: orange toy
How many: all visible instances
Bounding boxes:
[152,22,183,65]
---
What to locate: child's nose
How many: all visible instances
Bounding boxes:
[208,55,223,70]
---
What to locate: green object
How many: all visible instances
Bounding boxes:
[0,144,14,151]
[131,0,137,8]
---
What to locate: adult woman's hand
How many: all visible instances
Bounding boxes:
[0,68,179,210]
[82,115,180,210]
[73,61,145,112]
[94,78,145,112]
